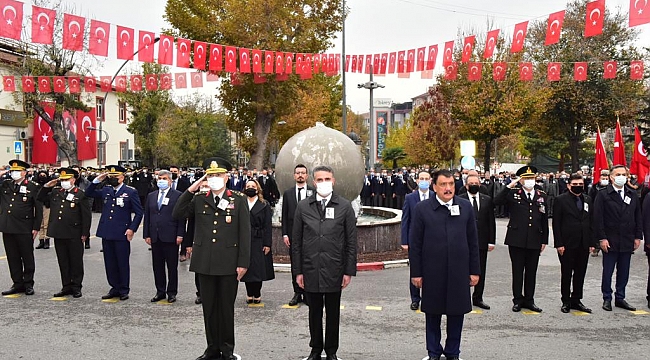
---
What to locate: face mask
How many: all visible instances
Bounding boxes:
[244,188,258,198]
[11,171,22,181]
[523,179,536,190]
[171,173,178,180]
[207,176,225,190]
[60,180,72,190]
[316,181,333,196]
[142,169,148,173]
[570,185,584,194]
[157,180,169,190]
[600,179,609,186]
[418,180,430,190]
[468,184,480,194]
[613,175,627,187]
[107,177,120,187]
[189,173,195,177]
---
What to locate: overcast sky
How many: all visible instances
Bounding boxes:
[19,0,650,113]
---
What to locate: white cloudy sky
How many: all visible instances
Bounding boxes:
[16,0,650,113]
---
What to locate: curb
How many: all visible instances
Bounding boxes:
[273,259,409,273]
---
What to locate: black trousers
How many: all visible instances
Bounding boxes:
[558,247,589,303]
[395,195,405,210]
[305,291,342,356]
[245,281,262,298]
[2,233,35,289]
[198,273,238,357]
[288,244,303,294]
[54,238,84,291]
[647,255,650,301]
[151,241,180,296]
[472,249,488,302]
[508,246,540,305]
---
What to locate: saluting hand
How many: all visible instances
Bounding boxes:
[188,174,207,193]
[44,179,58,188]
[95,173,108,182]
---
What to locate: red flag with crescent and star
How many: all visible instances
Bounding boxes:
[116,26,135,60]
[511,21,528,53]
[176,38,191,68]
[89,20,110,56]
[585,0,605,37]
[614,120,627,166]
[545,11,565,46]
[630,126,650,185]
[62,13,85,51]
[138,31,155,63]
[194,41,207,70]
[158,35,174,65]
[76,109,97,161]
[31,5,55,44]
[32,103,57,164]
[594,127,609,182]
[0,0,23,40]
[630,0,650,27]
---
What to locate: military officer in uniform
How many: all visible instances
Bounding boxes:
[495,166,549,313]
[0,160,43,296]
[37,168,91,298]
[86,165,143,301]
[173,158,251,360]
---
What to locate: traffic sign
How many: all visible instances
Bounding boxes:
[461,156,476,169]
[13,141,23,155]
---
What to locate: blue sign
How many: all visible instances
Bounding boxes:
[461,156,475,170]
[13,141,23,155]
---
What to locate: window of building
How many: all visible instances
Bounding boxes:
[119,141,128,160]
[25,138,33,164]
[118,101,127,124]
[96,97,105,121]
[97,143,106,166]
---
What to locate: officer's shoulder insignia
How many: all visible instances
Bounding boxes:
[125,185,136,190]
[232,190,244,197]
[537,190,547,195]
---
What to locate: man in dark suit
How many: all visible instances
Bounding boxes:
[169,165,191,192]
[173,158,251,360]
[494,166,548,313]
[360,172,372,206]
[593,165,642,311]
[370,169,384,207]
[0,160,43,296]
[227,169,244,192]
[410,169,480,360]
[37,168,91,298]
[258,167,280,206]
[144,169,185,303]
[552,173,595,313]
[132,167,154,206]
[281,164,314,306]
[86,165,143,301]
[459,174,496,310]
[401,170,434,311]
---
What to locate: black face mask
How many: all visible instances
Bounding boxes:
[171,173,178,180]
[468,184,480,194]
[37,175,48,184]
[570,185,584,194]
[244,188,258,198]
[107,177,120,187]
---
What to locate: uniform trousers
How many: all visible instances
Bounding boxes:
[102,239,131,296]
[304,291,342,355]
[39,207,50,239]
[198,273,238,357]
[601,250,632,301]
[425,313,464,358]
[508,246,540,305]
[558,247,589,303]
[2,233,35,289]
[151,241,179,296]
[472,249,489,302]
[245,282,262,298]
[54,238,84,291]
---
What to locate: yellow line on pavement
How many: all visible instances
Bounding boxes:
[0,256,6,260]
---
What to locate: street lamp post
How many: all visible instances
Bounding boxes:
[357,65,384,169]
[341,0,347,134]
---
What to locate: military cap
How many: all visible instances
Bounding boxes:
[105,165,127,175]
[58,168,79,180]
[202,157,232,175]
[8,160,30,171]
[516,166,538,178]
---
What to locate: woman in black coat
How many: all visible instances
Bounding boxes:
[240,179,275,304]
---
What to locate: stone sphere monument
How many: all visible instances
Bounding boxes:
[275,122,364,201]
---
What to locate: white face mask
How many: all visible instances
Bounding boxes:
[600,179,609,186]
[60,180,72,190]
[316,181,333,197]
[10,171,22,181]
[523,179,536,190]
[613,175,627,187]
[207,176,225,191]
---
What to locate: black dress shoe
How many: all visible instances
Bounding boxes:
[2,287,24,296]
[195,296,202,305]
[102,293,117,300]
[561,303,570,313]
[53,290,72,297]
[167,295,177,303]
[647,299,650,309]
[615,299,636,311]
[570,301,592,313]
[72,290,82,298]
[194,351,220,360]
[523,302,542,312]
[410,301,420,311]
[151,294,166,302]
[446,357,460,360]
[288,293,301,306]
[473,300,491,310]
[119,294,129,301]
[305,352,322,360]
[25,287,34,295]
[84,243,90,249]
[512,303,522,312]
[325,354,339,360]
[427,356,441,360]
[602,300,612,311]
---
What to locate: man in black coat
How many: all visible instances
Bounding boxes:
[292,165,357,360]
[360,173,372,206]
[169,165,190,192]
[258,167,280,206]
[459,174,496,310]
[552,173,594,313]
[370,169,384,207]
[593,165,642,312]
[132,167,154,206]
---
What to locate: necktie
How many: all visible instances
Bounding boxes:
[321,199,327,212]
[157,191,165,210]
[172,181,176,191]
[421,193,425,201]
[472,196,479,216]
[618,190,623,199]
[528,193,533,202]
[576,196,582,211]
[297,187,303,202]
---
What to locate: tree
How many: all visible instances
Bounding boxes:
[385,119,414,165]
[165,0,344,168]
[381,147,406,169]
[525,0,648,170]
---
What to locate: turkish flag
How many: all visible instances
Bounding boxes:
[313,54,321,74]
[191,72,203,88]
[84,77,97,93]
[335,54,341,74]
[158,35,174,65]
[493,62,507,81]
[68,76,81,93]
[284,53,293,74]
[32,103,57,164]
[176,38,191,68]
[100,76,112,92]
[631,60,644,80]
[303,53,313,75]
[209,44,223,72]
[519,62,533,81]
[593,128,609,182]
[484,29,500,59]
[206,72,219,81]
[370,54,378,74]
[468,62,482,81]
[62,13,85,51]
[425,45,437,71]
[344,55,350,73]
[138,31,156,63]
[614,120,627,166]
[264,51,274,74]
[252,49,263,73]
[53,76,66,93]
[574,62,588,81]
[604,61,617,79]
[194,41,207,70]
[406,49,416,72]
[160,74,172,90]
[175,73,187,89]
[230,72,242,86]
[115,76,127,92]
[3,75,15,91]
[444,62,458,80]
[116,26,135,60]
[380,53,388,74]
[461,36,475,63]
[421,70,433,79]
[548,62,562,81]
[545,11,565,46]
[31,6,55,44]
[130,75,143,92]
[239,48,251,73]
[276,73,289,82]
[89,20,110,56]
[630,0,650,27]
[443,41,454,65]
[365,54,372,74]
[22,76,35,93]
[295,53,305,74]
[397,51,406,73]
[585,0,605,37]
[388,52,396,74]
[77,109,97,161]
[630,126,650,185]
[38,77,51,93]
[275,53,284,74]
[0,0,23,40]
[511,21,528,53]
[225,46,237,73]
[254,74,268,84]
[416,47,426,72]
[145,74,158,91]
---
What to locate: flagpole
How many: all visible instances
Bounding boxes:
[341,0,347,134]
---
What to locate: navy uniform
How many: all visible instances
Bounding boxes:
[0,160,43,296]
[37,168,91,298]
[173,158,251,360]
[86,165,143,300]
[494,166,549,313]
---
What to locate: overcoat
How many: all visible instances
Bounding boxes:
[593,185,642,253]
[241,199,275,282]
